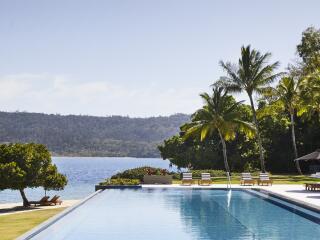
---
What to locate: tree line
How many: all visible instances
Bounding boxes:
[0,112,189,157]
[159,27,320,174]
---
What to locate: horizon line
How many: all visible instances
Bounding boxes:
[0,110,192,119]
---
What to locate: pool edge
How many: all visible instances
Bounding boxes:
[17,190,103,240]
[251,188,320,213]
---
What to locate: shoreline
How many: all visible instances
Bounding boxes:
[0,199,80,216]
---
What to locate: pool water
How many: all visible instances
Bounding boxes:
[27,189,320,240]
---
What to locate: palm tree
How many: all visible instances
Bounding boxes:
[262,77,304,174]
[300,70,320,119]
[218,45,281,172]
[182,87,255,174]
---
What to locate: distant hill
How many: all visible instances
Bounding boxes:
[0,111,189,157]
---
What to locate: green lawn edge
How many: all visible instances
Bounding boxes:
[0,207,66,240]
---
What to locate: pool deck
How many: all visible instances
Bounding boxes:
[142,184,320,210]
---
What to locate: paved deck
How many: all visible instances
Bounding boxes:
[256,184,320,210]
[142,184,320,210]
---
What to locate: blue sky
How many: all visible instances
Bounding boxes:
[0,0,319,117]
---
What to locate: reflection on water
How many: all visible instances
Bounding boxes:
[227,189,232,209]
[163,189,320,240]
[163,189,254,239]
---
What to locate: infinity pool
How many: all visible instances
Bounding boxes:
[23,189,320,240]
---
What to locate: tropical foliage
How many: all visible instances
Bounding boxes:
[159,27,320,174]
[260,76,305,174]
[297,26,320,72]
[181,87,255,173]
[0,143,67,207]
[99,178,140,186]
[218,45,282,172]
[110,167,172,181]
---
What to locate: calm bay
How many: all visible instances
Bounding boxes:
[0,157,176,203]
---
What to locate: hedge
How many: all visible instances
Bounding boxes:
[111,166,171,181]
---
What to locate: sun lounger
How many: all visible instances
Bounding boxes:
[42,195,63,206]
[199,173,212,186]
[29,196,50,206]
[181,173,193,185]
[49,195,62,205]
[305,183,320,191]
[240,173,255,186]
[258,172,273,186]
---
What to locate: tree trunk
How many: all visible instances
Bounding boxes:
[218,131,231,174]
[290,113,302,175]
[19,189,30,207]
[248,94,266,172]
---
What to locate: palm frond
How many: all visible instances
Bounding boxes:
[220,45,281,97]
[233,119,256,139]
[200,124,212,141]
[182,124,203,141]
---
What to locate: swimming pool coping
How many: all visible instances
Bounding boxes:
[246,189,320,224]
[95,185,142,191]
[251,188,320,213]
[17,189,103,240]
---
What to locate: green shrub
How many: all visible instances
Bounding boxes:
[111,166,171,181]
[110,167,231,181]
[171,173,182,180]
[99,178,140,186]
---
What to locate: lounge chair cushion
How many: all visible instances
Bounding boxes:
[182,173,192,180]
[241,173,253,180]
[259,173,271,180]
[201,173,211,180]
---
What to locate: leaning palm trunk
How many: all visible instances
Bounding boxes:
[249,95,266,172]
[218,131,231,174]
[290,113,302,175]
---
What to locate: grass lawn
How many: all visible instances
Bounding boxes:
[0,207,66,240]
[173,174,320,185]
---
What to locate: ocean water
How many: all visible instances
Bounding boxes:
[0,157,176,204]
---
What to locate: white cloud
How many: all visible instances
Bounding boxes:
[0,73,205,117]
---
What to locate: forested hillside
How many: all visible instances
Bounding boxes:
[0,112,189,157]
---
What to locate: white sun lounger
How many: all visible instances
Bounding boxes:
[240,172,255,186]
[181,172,193,185]
[199,173,212,186]
[258,172,272,186]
